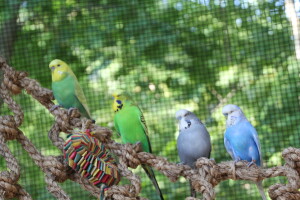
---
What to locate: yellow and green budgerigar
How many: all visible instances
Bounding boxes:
[49,59,92,119]
[112,92,164,200]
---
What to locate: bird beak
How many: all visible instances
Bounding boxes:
[185,119,191,128]
[51,66,55,71]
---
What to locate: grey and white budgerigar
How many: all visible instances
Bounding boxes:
[176,109,211,197]
[222,104,267,200]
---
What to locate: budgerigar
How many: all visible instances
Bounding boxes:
[112,93,164,200]
[49,59,92,119]
[222,104,267,200]
[176,109,211,197]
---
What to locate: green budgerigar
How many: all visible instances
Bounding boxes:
[49,59,92,119]
[112,93,164,200]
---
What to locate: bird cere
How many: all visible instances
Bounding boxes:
[48,59,269,200]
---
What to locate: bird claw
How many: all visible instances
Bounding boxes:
[247,160,256,168]
[234,157,241,165]
[50,104,61,112]
[68,107,76,115]
[133,141,143,152]
[67,107,81,117]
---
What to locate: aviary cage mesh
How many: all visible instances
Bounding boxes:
[0,0,299,199]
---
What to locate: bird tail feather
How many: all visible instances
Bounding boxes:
[142,164,164,200]
[256,181,267,200]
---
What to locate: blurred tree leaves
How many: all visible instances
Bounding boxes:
[0,0,299,199]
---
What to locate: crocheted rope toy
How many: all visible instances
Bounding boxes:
[64,129,120,199]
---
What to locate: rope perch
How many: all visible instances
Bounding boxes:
[0,57,299,200]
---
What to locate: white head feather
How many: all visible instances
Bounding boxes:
[176,109,190,131]
[175,109,190,121]
[175,109,203,132]
[222,104,246,127]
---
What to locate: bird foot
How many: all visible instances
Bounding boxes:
[247,160,256,168]
[50,104,61,112]
[68,107,75,115]
[234,157,241,165]
[67,107,80,117]
[133,141,143,152]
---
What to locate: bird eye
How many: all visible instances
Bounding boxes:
[57,64,60,67]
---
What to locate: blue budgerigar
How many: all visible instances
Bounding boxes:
[176,109,211,197]
[222,104,267,200]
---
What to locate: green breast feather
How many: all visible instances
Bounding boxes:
[114,104,151,153]
[52,74,91,119]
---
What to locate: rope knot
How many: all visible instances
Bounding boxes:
[121,143,142,169]
[81,119,112,142]
[90,126,112,142]
[51,107,72,133]
[192,158,216,199]
[42,156,69,182]
[282,147,300,173]
[105,184,145,199]
[0,116,20,140]
[195,158,220,186]
[1,63,27,95]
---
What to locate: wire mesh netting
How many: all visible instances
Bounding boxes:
[0,0,300,199]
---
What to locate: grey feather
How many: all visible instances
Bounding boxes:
[176,110,211,167]
[176,109,212,197]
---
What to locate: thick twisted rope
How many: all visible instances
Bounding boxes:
[0,57,299,200]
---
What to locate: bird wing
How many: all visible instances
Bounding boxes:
[113,115,121,137]
[70,72,91,118]
[248,122,263,166]
[137,106,152,153]
[224,132,235,160]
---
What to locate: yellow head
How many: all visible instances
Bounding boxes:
[112,92,132,112]
[49,59,71,82]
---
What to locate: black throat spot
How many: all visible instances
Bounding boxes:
[117,104,123,110]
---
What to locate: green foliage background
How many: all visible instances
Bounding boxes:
[0,0,299,199]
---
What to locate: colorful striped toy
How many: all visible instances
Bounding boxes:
[63,129,120,190]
